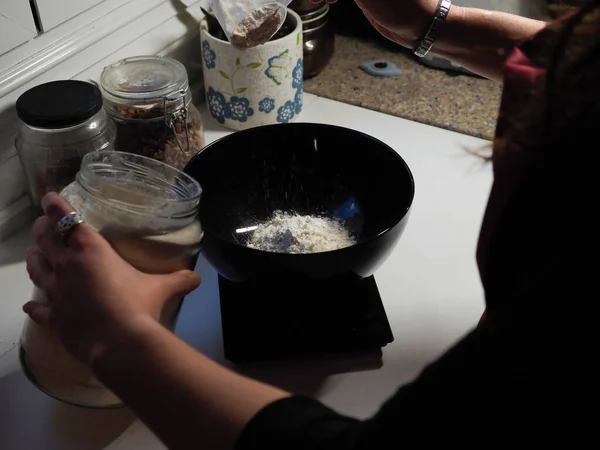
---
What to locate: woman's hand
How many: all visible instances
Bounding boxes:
[312,0,438,48]
[24,192,201,364]
[312,0,547,82]
[355,0,438,48]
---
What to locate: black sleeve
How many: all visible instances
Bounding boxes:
[235,302,592,450]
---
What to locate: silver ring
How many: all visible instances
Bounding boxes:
[56,212,84,235]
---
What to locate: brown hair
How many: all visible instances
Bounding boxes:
[492,0,600,162]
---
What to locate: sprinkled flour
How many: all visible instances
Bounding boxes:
[248,211,356,254]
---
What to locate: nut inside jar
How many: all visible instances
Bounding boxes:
[100,55,206,170]
[113,103,204,170]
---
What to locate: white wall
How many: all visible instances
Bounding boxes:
[0,0,206,240]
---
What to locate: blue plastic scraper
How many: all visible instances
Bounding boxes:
[359,60,402,77]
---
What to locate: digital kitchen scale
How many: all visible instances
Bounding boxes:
[218,274,394,364]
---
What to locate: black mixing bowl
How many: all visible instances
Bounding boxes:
[184,123,414,283]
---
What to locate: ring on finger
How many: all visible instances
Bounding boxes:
[56,211,85,237]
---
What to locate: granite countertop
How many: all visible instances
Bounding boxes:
[304,35,502,141]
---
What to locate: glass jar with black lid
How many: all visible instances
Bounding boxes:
[15,80,116,210]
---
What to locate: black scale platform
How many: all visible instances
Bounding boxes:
[218,275,394,364]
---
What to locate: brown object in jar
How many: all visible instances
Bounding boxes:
[33,157,83,207]
[113,105,204,170]
[290,3,334,78]
[303,18,334,78]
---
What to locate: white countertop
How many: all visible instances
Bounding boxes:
[0,94,492,450]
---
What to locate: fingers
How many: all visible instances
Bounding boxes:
[41,192,76,222]
[23,301,54,327]
[32,216,66,261]
[361,10,401,44]
[154,270,201,299]
[26,247,54,290]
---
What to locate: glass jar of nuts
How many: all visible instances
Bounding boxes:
[100,56,205,170]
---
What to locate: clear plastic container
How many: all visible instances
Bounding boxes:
[20,151,203,408]
[15,80,116,210]
[100,56,205,170]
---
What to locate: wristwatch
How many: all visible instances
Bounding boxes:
[414,0,452,58]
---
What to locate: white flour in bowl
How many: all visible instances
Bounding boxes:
[210,0,293,49]
[247,210,355,254]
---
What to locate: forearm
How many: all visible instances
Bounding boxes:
[432,6,547,82]
[89,318,290,450]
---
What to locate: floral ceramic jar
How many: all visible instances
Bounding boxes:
[200,9,303,130]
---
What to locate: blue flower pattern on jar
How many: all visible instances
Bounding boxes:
[264,50,292,86]
[228,96,255,122]
[292,59,303,89]
[207,53,302,124]
[202,40,216,69]
[259,97,276,113]
[277,101,296,123]
[207,87,229,124]
[294,89,303,115]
